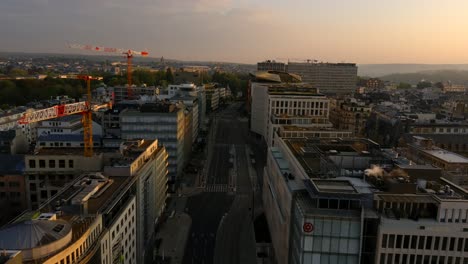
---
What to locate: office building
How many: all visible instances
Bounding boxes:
[205,84,220,111]
[257,60,286,72]
[120,103,190,182]
[109,85,159,102]
[263,136,380,263]
[171,95,199,143]
[263,132,468,264]
[249,71,332,146]
[24,148,104,209]
[287,62,357,94]
[329,98,372,136]
[406,136,468,172]
[164,83,206,132]
[37,115,103,138]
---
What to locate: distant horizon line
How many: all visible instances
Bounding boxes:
[2,50,468,66]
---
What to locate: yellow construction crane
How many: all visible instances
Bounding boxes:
[19,75,110,157]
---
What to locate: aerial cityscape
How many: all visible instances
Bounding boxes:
[1,1,468,264]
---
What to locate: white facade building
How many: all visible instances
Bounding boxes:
[100,196,137,264]
[250,80,331,146]
[120,104,188,181]
[37,115,103,137]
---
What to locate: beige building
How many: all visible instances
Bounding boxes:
[24,149,104,209]
[406,136,468,172]
[0,139,169,264]
[329,98,371,136]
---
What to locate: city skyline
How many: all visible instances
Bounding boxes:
[1,0,468,64]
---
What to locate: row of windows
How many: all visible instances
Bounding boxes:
[440,208,468,223]
[0,192,21,199]
[281,132,352,139]
[380,253,468,264]
[29,159,74,169]
[55,224,101,264]
[272,100,329,109]
[38,142,100,147]
[272,108,328,117]
[0,182,21,188]
[381,234,468,252]
[412,127,468,134]
[28,174,74,181]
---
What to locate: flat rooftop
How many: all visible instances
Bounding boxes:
[423,149,468,164]
[314,179,358,194]
[39,174,131,215]
[31,147,118,156]
[270,147,304,192]
[294,190,362,218]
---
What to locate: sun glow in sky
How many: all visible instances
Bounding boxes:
[1,0,468,64]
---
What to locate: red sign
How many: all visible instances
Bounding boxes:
[303,222,314,233]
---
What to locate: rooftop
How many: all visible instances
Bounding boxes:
[31,147,117,156]
[39,173,132,215]
[270,147,304,192]
[0,219,71,250]
[251,71,302,83]
[423,149,468,164]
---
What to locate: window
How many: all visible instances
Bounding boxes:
[434,237,440,250]
[396,235,402,248]
[49,160,55,168]
[450,237,456,251]
[442,237,448,250]
[8,182,20,188]
[59,160,65,168]
[404,235,410,249]
[69,160,74,168]
[382,234,388,248]
[39,160,46,168]
[40,190,48,199]
[426,236,432,250]
[388,235,395,248]
[418,236,425,249]
[29,160,36,168]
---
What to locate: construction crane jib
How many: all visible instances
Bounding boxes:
[18,75,110,157]
[68,43,149,99]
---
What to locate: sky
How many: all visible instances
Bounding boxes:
[1,0,468,64]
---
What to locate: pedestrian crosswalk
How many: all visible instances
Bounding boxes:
[205,184,230,193]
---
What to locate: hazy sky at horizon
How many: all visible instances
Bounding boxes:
[1,0,468,64]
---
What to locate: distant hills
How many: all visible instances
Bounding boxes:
[377,70,468,84]
[358,64,468,84]
[358,64,468,77]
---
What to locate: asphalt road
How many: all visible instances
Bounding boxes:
[182,102,257,264]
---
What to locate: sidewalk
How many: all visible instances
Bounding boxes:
[155,212,192,264]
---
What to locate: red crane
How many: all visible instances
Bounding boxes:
[68,43,149,99]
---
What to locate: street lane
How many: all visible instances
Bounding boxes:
[182,102,257,264]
